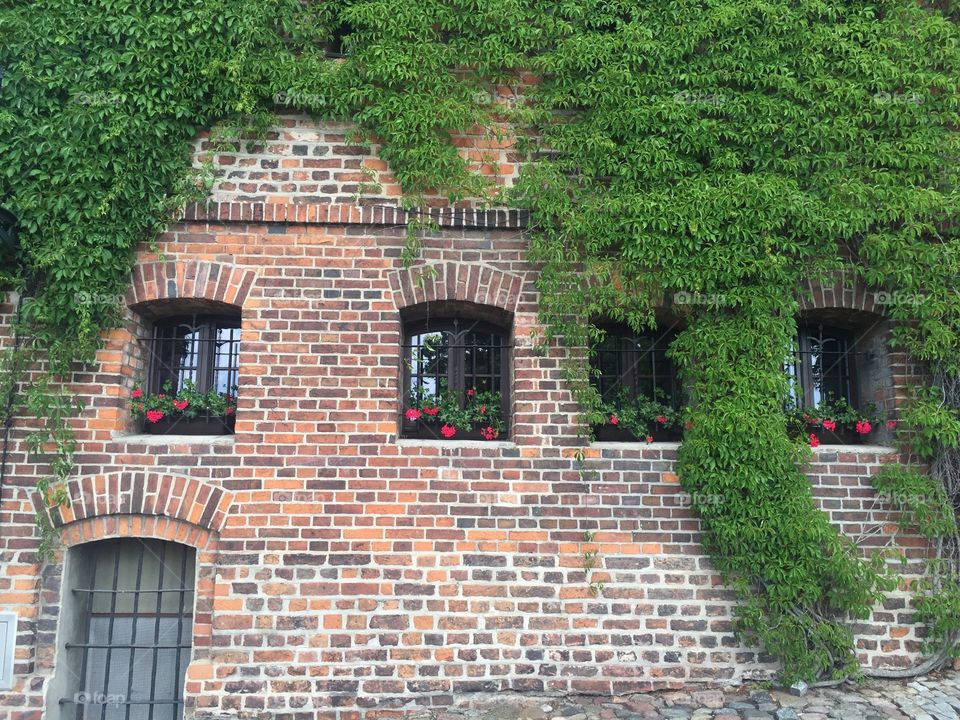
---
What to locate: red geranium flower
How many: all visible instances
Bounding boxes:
[422,406,439,416]
[132,388,143,399]
[225,407,235,415]
[855,420,872,435]
[146,409,165,424]
[886,420,897,429]
[440,424,456,438]
[684,420,694,431]
[656,415,667,425]
[822,419,836,431]
[158,393,166,399]
[480,426,498,441]
[609,414,619,425]
[645,435,654,444]
[466,389,475,397]
[405,408,422,421]
[479,405,486,414]
[173,400,189,411]
[809,433,820,448]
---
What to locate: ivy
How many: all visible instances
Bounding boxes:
[514,0,959,683]
[1,0,959,684]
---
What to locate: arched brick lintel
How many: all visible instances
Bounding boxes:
[60,515,216,552]
[387,262,525,316]
[128,260,257,309]
[44,471,232,538]
[799,272,887,316]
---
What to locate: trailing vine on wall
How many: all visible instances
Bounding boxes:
[512,0,960,684]
[0,0,959,684]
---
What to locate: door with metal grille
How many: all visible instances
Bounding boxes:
[61,538,195,720]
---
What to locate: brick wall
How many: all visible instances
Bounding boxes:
[192,114,520,207]
[0,120,932,720]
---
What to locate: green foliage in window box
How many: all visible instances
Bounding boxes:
[594,389,683,442]
[787,396,888,445]
[405,384,504,440]
[131,379,237,426]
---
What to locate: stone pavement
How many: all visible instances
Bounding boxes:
[418,671,960,720]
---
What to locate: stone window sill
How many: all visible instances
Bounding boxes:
[396,438,516,450]
[108,433,236,449]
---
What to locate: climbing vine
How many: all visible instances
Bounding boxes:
[1,0,959,685]
[512,0,960,685]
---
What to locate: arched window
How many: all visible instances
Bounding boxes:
[789,319,891,443]
[134,313,240,435]
[790,324,858,408]
[591,324,682,441]
[401,314,510,441]
[53,539,196,720]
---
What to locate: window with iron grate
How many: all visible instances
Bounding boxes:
[400,317,511,441]
[56,538,196,720]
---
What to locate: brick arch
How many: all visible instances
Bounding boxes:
[59,515,216,551]
[127,260,257,309]
[44,470,232,536]
[387,261,525,315]
[799,271,887,316]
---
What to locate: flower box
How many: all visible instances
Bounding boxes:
[402,387,505,441]
[593,424,682,443]
[403,421,503,442]
[132,379,238,436]
[804,423,871,446]
[142,414,235,436]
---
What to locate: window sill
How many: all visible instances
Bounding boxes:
[109,433,236,448]
[397,438,516,450]
[812,443,897,452]
[592,440,682,449]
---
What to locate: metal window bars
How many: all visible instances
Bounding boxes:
[145,316,240,402]
[789,325,869,409]
[401,318,512,438]
[592,332,679,408]
[61,538,195,720]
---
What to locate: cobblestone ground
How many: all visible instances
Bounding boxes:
[417,672,960,720]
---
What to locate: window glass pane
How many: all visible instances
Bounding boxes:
[212,326,241,394]
[593,336,622,401]
[150,316,240,399]
[464,331,500,393]
[401,319,509,437]
[152,324,200,394]
[590,328,677,407]
[407,331,449,399]
[794,325,855,408]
